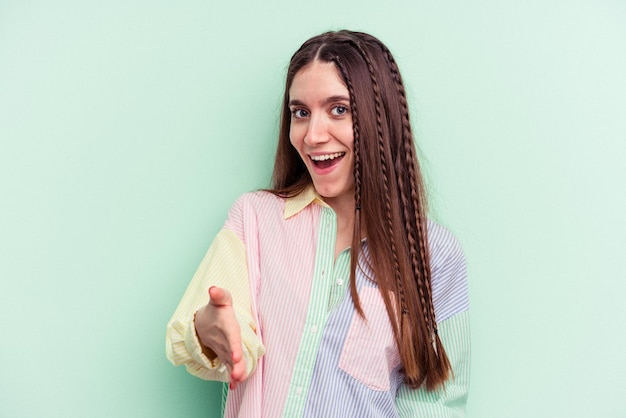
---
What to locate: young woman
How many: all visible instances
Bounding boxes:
[166,30,470,417]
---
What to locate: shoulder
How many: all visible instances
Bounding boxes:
[223,191,287,234]
[427,220,469,322]
[228,190,286,217]
[427,220,465,266]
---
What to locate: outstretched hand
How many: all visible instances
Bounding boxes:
[195,286,247,390]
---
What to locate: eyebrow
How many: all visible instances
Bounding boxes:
[288,95,351,107]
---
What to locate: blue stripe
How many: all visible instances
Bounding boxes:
[301,221,469,417]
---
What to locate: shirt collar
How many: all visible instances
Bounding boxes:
[283,185,329,219]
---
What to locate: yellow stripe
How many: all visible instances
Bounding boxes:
[165,228,265,381]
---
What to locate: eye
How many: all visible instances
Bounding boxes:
[330,105,349,116]
[291,108,309,119]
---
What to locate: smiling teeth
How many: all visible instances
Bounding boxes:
[310,152,344,161]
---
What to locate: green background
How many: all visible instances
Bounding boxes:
[1,0,625,417]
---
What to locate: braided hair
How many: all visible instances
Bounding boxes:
[270,30,451,390]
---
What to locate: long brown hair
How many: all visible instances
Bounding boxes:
[270,30,451,390]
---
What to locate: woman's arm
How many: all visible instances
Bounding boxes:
[165,227,265,383]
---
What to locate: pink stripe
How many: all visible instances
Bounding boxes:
[224,192,320,417]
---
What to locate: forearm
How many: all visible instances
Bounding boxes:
[166,228,265,380]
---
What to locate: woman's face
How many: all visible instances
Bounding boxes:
[288,61,355,208]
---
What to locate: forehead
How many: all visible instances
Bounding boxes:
[289,61,348,99]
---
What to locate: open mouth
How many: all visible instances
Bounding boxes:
[310,152,345,169]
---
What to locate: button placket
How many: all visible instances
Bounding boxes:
[283,208,338,416]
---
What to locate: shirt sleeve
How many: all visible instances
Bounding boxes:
[165,226,265,381]
[394,310,470,417]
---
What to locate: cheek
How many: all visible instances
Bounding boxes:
[289,124,305,148]
[339,117,354,144]
[288,131,305,163]
[342,126,355,150]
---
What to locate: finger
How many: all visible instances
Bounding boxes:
[229,354,247,392]
[229,334,248,380]
[230,354,248,382]
[231,342,243,364]
[229,361,248,390]
[230,357,247,383]
[228,348,243,390]
[208,286,233,307]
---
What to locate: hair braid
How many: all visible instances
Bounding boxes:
[380,42,451,384]
[381,46,436,330]
[349,40,407,313]
[347,39,437,381]
[396,174,430,320]
[333,58,362,215]
[332,55,366,317]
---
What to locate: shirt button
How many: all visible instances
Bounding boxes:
[336,278,344,286]
[311,325,318,334]
[321,269,325,276]
[296,387,303,396]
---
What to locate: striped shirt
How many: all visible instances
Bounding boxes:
[166,187,470,417]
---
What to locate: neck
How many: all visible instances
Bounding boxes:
[324,194,356,259]
[324,194,355,225]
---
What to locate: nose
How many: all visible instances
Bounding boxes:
[304,114,330,146]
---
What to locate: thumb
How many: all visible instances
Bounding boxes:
[208,286,233,307]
